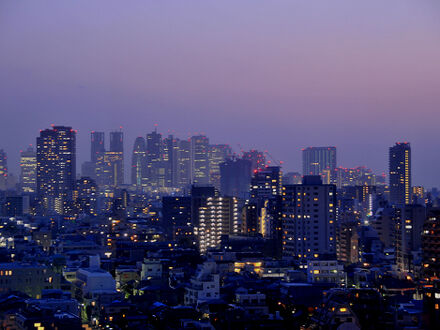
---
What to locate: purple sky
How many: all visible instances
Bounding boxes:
[1,0,440,187]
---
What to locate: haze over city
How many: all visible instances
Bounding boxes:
[1,0,440,186]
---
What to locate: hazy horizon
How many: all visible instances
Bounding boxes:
[1,0,440,187]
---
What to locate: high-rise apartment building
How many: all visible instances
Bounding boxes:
[250,166,282,200]
[20,146,37,193]
[36,126,76,214]
[131,137,147,187]
[191,135,210,185]
[198,196,239,253]
[389,142,411,205]
[282,175,337,261]
[302,147,337,182]
[395,204,425,272]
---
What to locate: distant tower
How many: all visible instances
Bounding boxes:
[209,144,232,189]
[242,150,266,172]
[302,147,336,183]
[146,130,163,187]
[131,137,147,186]
[220,158,252,199]
[191,135,210,185]
[109,131,124,186]
[37,126,76,214]
[389,142,411,205]
[20,146,37,193]
[91,131,105,162]
[177,139,191,188]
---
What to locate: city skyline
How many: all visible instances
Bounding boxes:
[1,1,440,187]
[0,124,424,186]
[2,2,440,328]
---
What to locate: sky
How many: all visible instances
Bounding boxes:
[1,0,440,186]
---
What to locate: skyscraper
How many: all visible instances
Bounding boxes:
[302,147,337,183]
[109,131,124,186]
[209,144,232,189]
[95,152,124,188]
[282,175,337,260]
[250,166,282,200]
[220,158,252,199]
[191,135,210,185]
[146,130,163,187]
[198,196,239,253]
[36,126,76,214]
[163,135,179,187]
[389,142,411,205]
[91,131,105,162]
[131,137,147,186]
[242,150,266,172]
[20,146,37,193]
[177,139,191,188]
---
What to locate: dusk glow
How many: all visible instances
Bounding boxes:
[1,1,440,186]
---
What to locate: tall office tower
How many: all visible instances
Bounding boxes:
[163,135,179,187]
[191,135,210,185]
[209,144,232,189]
[282,175,337,261]
[146,130,163,187]
[198,196,239,253]
[36,126,76,214]
[389,142,411,206]
[396,204,425,272]
[177,139,191,188]
[250,166,283,200]
[422,208,440,277]
[109,131,124,185]
[302,147,337,183]
[20,146,37,193]
[131,137,147,187]
[242,150,266,172]
[81,161,96,179]
[220,158,252,199]
[110,131,123,152]
[95,152,123,188]
[91,131,105,162]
